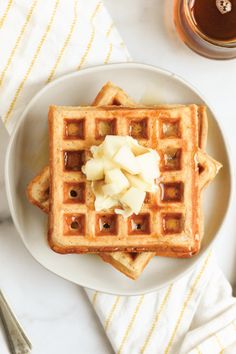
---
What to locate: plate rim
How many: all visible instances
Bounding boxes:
[5,62,234,295]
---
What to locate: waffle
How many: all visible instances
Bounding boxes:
[48,103,219,255]
[27,82,221,278]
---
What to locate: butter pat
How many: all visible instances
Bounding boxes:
[124,173,154,192]
[103,169,129,196]
[95,195,118,210]
[102,135,128,158]
[82,135,160,217]
[105,168,129,186]
[114,146,140,175]
[102,183,124,196]
[82,159,104,180]
[92,181,118,210]
[136,151,159,182]
[120,187,146,215]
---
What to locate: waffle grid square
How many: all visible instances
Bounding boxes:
[49,105,200,252]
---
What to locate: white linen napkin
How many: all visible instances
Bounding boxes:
[1,1,236,353]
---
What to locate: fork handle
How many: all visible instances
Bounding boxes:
[0,290,32,354]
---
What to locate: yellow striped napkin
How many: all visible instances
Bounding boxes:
[0,0,130,133]
[87,253,236,354]
[1,1,236,353]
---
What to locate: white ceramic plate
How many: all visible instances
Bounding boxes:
[5,63,232,295]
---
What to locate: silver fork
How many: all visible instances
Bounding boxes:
[0,290,32,354]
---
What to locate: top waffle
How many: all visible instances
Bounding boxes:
[48,104,201,254]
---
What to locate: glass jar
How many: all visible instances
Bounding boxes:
[173,0,236,59]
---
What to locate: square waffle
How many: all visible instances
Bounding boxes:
[27,82,221,278]
[48,104,205,254]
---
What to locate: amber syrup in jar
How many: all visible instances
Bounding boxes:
[173,0,236,59]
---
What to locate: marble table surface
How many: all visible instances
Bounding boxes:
[1,1,236,353]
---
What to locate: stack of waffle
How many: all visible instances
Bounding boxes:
[27,82,221,279]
